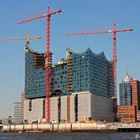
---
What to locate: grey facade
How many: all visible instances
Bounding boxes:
[13,102,23,124]
[24,91,114,123]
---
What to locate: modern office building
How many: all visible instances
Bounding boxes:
[119,73,133,105]
[118,73,140,123]
[23,41,115,123]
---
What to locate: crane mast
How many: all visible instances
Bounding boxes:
[67,23,133,99]
[17,7,62,123]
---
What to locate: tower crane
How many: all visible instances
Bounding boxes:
[17,6,62,123]
[67,23,133,99]
[0,35,41,41]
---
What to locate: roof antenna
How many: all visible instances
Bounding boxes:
[126,66,128,75]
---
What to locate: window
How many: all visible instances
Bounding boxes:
[28,100,32,111]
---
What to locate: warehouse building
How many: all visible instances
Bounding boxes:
[24,91,115,124]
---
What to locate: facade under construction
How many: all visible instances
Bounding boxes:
[24,41,115,123]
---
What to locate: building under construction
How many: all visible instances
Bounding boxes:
[24,41,115,123]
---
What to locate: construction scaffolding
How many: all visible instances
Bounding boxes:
[66,48,73,93]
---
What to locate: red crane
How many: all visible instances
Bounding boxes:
[0,36,41,41]
[17,7,62,123]
[67,23,133,99]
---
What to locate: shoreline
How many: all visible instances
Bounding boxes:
[2,122,140,133]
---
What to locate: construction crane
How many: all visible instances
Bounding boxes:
[0,36,41,41]
[17,6,62,123]
[67,23,133,99]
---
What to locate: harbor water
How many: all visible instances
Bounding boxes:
[0,132,140,140]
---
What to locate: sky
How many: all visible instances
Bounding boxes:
[0,0,140,118]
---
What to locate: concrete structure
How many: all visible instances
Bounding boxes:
[50,97,60,123]
[24,98,45,124]
[76,91,114,122]
[70,94,76,122]
[118,73,140,123]
[60,96,70,122]
[24,91,115,124]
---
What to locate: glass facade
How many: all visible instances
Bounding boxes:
[52,61,68,95]
[69,48,114,97]
[119,83,132,105]
[25,42,46,98]
[25,44,114,99]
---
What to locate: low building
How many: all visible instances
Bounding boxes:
[117,105,136,123]
[1,116,13,125]
[24,91,115,124]
[24,98,45,124]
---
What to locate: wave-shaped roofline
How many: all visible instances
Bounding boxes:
[24,42,112,63]
[67,47,113,62]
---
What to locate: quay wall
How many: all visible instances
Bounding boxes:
[2,123,116,132]
[3,123,140,132]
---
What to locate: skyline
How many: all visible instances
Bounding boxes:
[0,0,140,117]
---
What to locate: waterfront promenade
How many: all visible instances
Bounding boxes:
[2,122,140,132]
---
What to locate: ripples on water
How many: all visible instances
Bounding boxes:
[0,132,140,140]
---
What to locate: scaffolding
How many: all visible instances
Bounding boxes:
[33,53,45,68]
[67,49,73,93]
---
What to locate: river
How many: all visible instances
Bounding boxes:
[0,132,140,140]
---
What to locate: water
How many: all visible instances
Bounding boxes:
[0,132,140,140]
